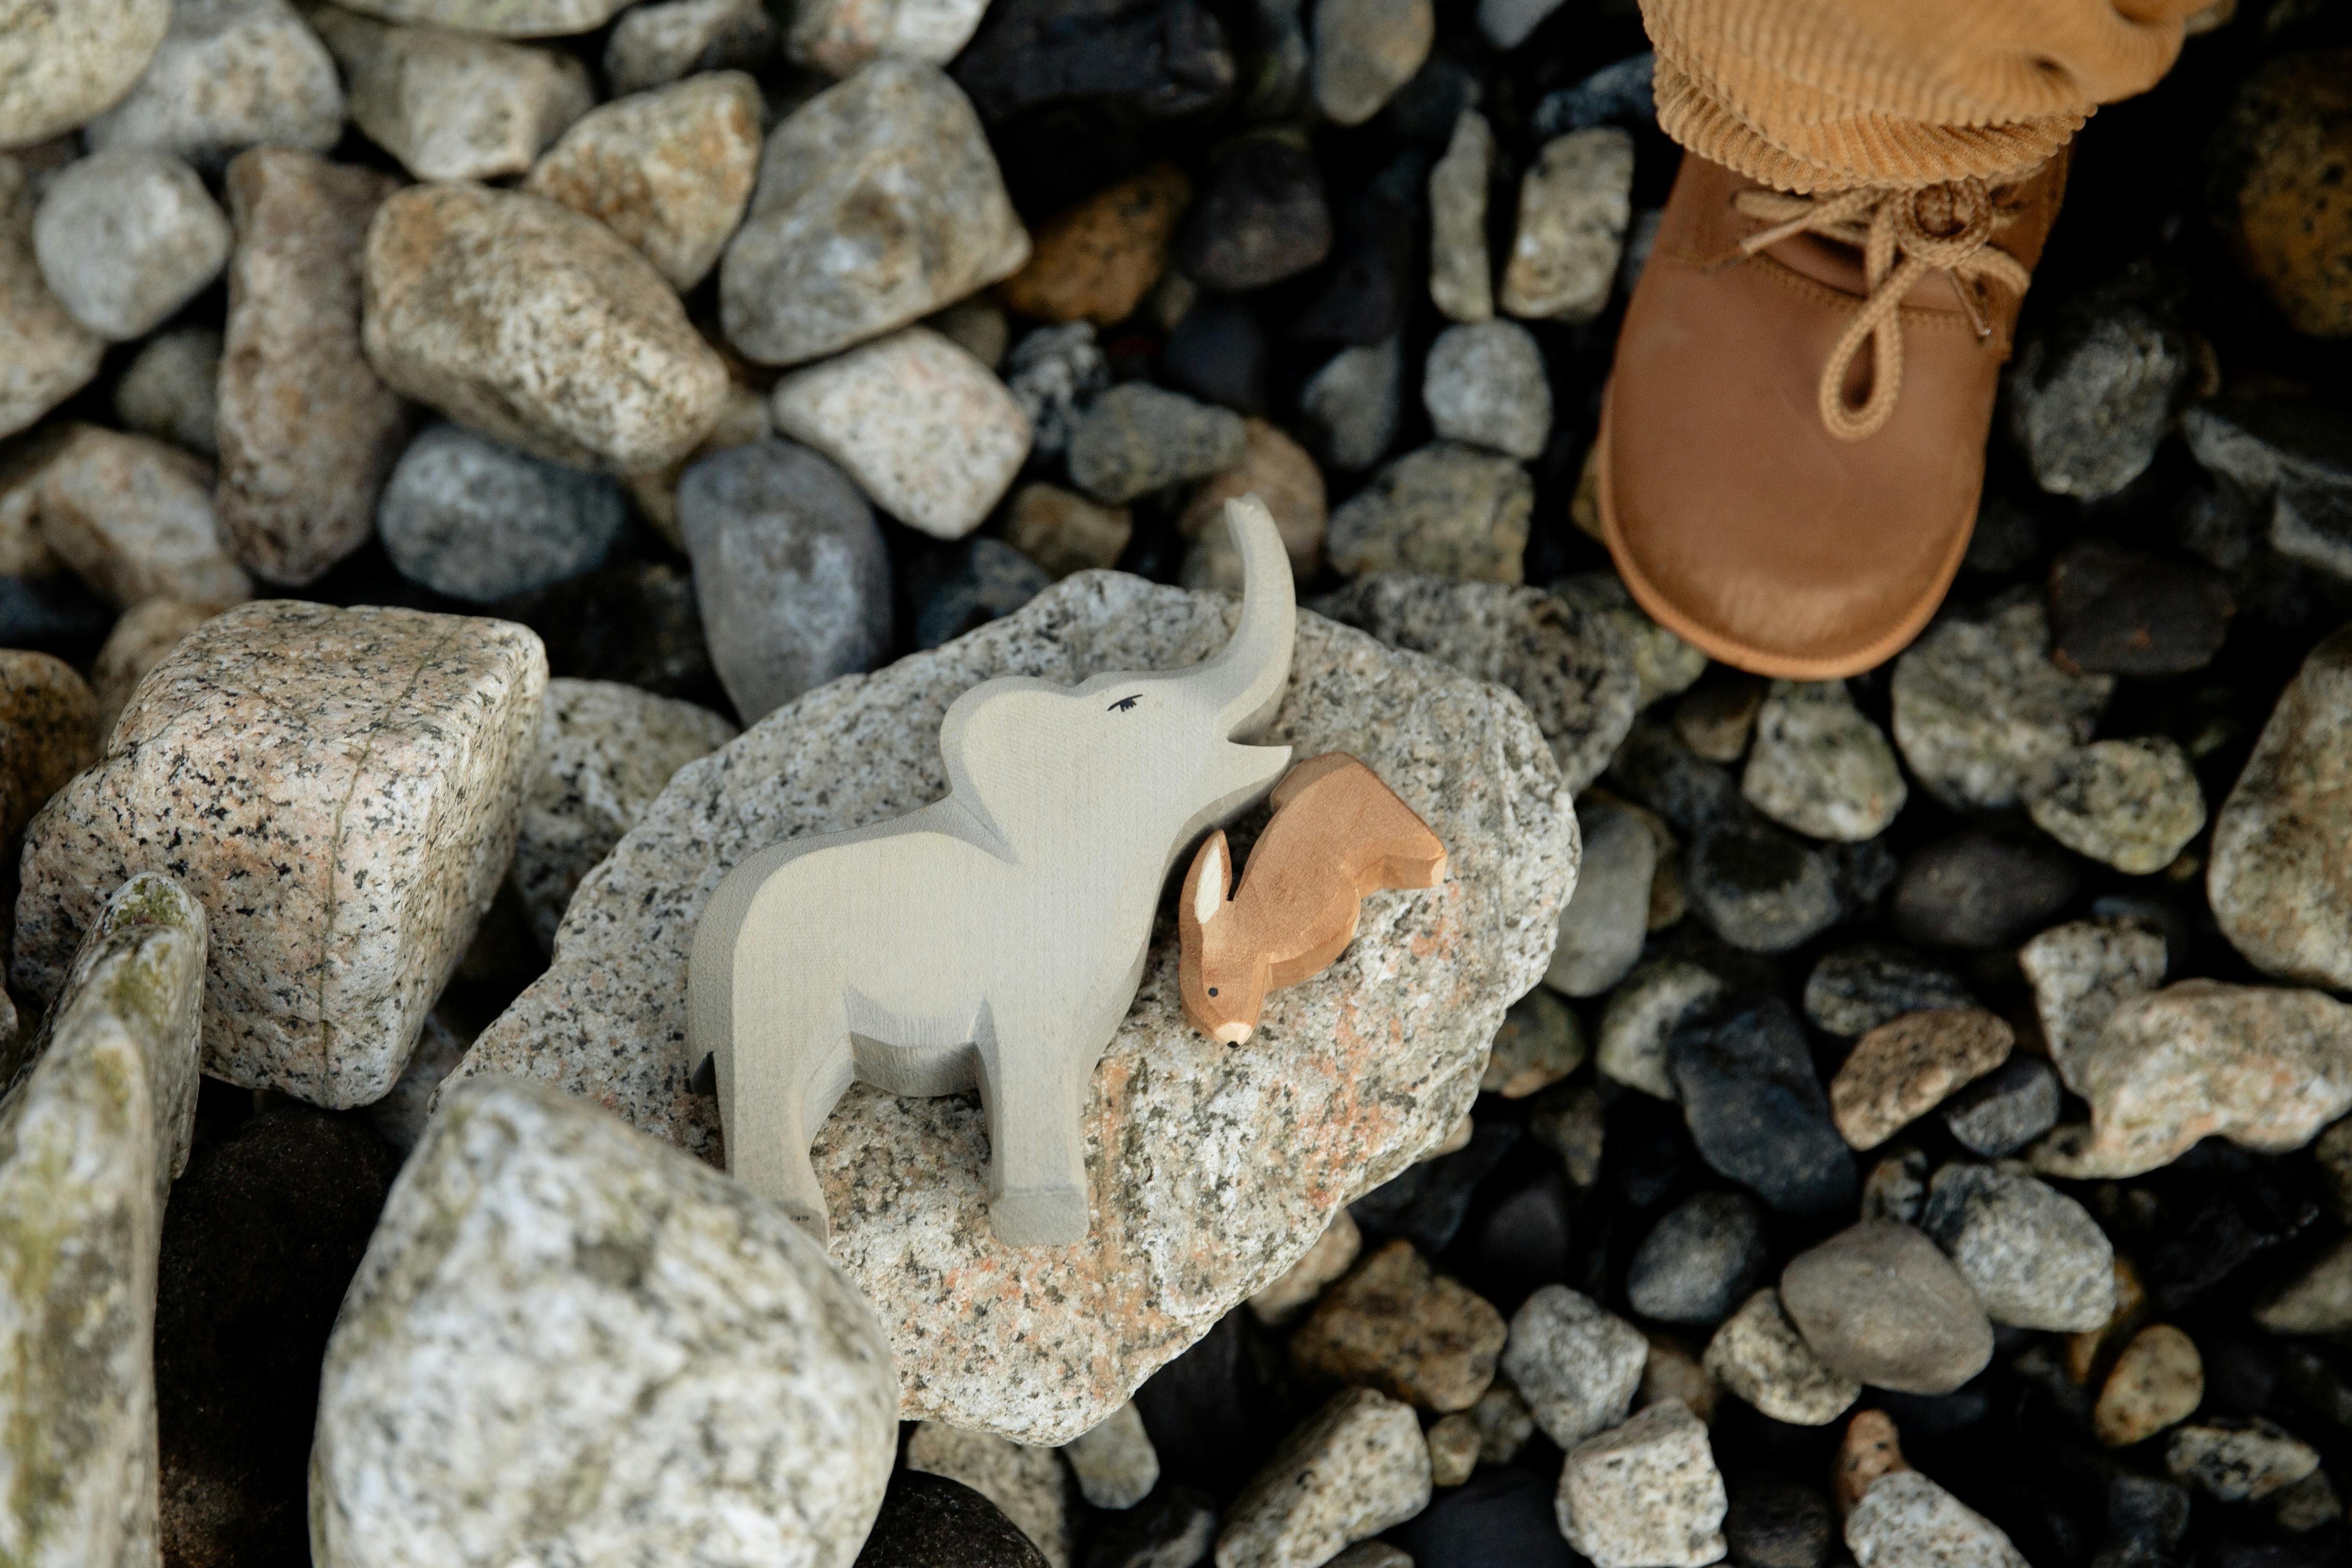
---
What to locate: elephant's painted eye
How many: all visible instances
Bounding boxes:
[1207,987,1218,996]
[1108,693,1141,712]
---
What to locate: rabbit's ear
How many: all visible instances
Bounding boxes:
[1181,830,1231,933]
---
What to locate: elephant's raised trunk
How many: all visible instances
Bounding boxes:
[1189,494,1295,737]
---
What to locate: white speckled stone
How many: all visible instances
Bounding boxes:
[362,183,730,473]
[33,147,230,341]
[1215,1388,1431,1568]
[83,0,343,166]
[1556,1400,1727,1568]
[719,58,1028,366]
[1704,1289,1860,1426]
[314,9,591,180]
[1501,129,1633,323]
[14,600,546,1108]
[312,1076,899,1568]
[1891,600,2113,811]
[1742,681,1907,842]
[1847,1471,2028,1568]
[2209,627,2352,990]
[37,424,252,609]
[0,872,204,1568]
[0,158,103,439]
[0,0,168,147]
[1502,1284,1648,1449]
[1060,1400,1160,1512]
[513,677,737,949]
[2026,736,2206,875]
[1920,1163,2113,1332]
[442,571,1575,1442]
[218,147,412,586]
[771,327,1031,539]
[523,71,762,292]
[2031,980,2352,1180]
[329,0,631,39]
[906,1421,1073,1567]
[787,0,990,75]
[2019,916,2167,1092]
[2165,1418,2321,1503]
[1422,319,1550,461]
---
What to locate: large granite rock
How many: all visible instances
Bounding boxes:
[2209,627,2352,990]
[445,570,1576,1442]
[0,0,168,146]
[0,872,205,1568]
[311,1076,899,1568]
[16,601,546,1108]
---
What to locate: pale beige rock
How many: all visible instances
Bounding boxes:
[1429,109,1493,323]
[1847,1471,2029,1568]
[2094,1323,2202,1447]
[1247,1207,1362,1327]
[512,677,737,949]
[311,1077,900,1568]
[1704,1289,1861,1427]
[1215,1388,1431,1568]
[0,649,100,844]
[2030,980,2352,1179]
[1830,1009,2015,1151]
[1311,0,1433,127]
[0,872,204,1568]
[1004,483,1133,579]
[1480,987,1585,1097]
[442,572,1575,1442]
[1638,1335,1717,1426]
[14,600,548,1108]
[0,0,168,147]
[1290,1238,1507,1413]
[2209,626,2352,989]
[362,183,731,473]
[330,0,632,39]
[1556,1400,1727,1568]
[33,147,229,341]
[1501,129,1633,323]
[524,72,761,292]
[38,425,253,608]
[1742,680,1907,842]
[719,59,1028,366]
[2254,1234,2352,1335]
[218,147,413,586]
[314,9,592,180]
[906,1421,1072,1568]
[2026,736,2206,875]
[1060,1399,1158,1511]
[770,326,1030,539]
[1179,417,1327,580]
[2019,916,2167,1092]
[83,0,344,165]
[91,596,215,733]
[786,0,991,75]
[2166,1418,2320,1503]
[1426,1411,1480,1485]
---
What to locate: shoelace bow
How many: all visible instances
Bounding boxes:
[1725,177,2034,442]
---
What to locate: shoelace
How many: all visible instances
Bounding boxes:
[1724,177,2035,443]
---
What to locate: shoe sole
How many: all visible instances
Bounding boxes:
[1595,379,1979,683]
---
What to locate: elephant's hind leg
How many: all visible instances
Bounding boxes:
[975,1013,1093,1248]
[720,996,853,1242]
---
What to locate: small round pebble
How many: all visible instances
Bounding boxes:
[2025,736,2206,875]
[1325,441,1532,583]
[1001,322,1107,459]
[1311,0,1432,126]
[1598,959,1722,1100]
[1681,819,1843,954]
[1059,1399,1158,1511]
[1627,1191,1771,1326]
[1500,1284,1647,1449]
[1547,801,1654,997]
[1829,1008,2015,1152]
[1669,996,1857,1219]
[1803,946,1975,1038]
[1422,320,1551,461]
[1002,483,1132,579]
[1892,832,2080,950]
[1740,680,1907,843]
[378,424,627,603]
[2093,1324,2203,1448]
[1941,1057,2062,1158]
[1780,1221,1994,1396]
[113,325,220,456]
[1481,988,1586,1099]
[1298,337,1401,471]
[34,149,231,342]
[1426,1411,1480,1487]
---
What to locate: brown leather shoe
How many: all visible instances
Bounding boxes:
[1599,151,2069,679]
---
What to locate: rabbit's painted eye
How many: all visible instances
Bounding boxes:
[1208,987,1219,996]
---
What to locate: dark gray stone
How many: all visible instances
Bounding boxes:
[1779,1221,1994,1396]
[378,424,627,603]
[1066,383,1247,504]
[1722,1475,1832,1568]
[915,538,1052,649]
[1178,136,1332,293]
[1941,1056,2061,1158]
[952,0,1236,124]
[1003,322,1106,460]
[1668,997,1856,1220]
[1683,818,1844,954]
[1894,833,2081,950]
[498,561,719,704]
[2182,398,2352,584]
[677,437,893,723]
[1530,52,1656,137]
[2047,539,2234,677]
[856,1471,1049,1568]
[2004,267,2192,502]
[1802,945,1975,1038]
[1626,1190,1772,1327]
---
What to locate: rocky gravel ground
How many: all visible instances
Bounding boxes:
[0,1,2349,1567]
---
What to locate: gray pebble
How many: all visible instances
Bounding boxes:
[677,437,893,723]
[1803,945,1974,1038]
[1298,336,1400,471]
[1597,958,1723,1100]
[2025,736,2206,875]
[1920,1163,2114,1332]
[1423,319,1550,461]
[34,148,230,341]
[1478,0,1565,49]
[1215,1388,1431,1568]
[603,0,777,94]
[1067,383,1246,505]
[1326,441,1531,583]
[0,0,169,147]
[1556,1400,1727,1568]
[2164,1418,2320,1503]
[312,10,591,183]
[379,423,626,603]
[1499,1284,1647,1449]
[1845,1471,2030,1568]
[1890,599,2113,811]
[1724,1476,1833,1568]
[83,0,344,167]
[1481,988,1585,1098]
[1780,1221,1993,1396]
[113,324,220,456]
[1059,1400,1158,1512]
[1003,323,1107,460]
[2004,268,2190,502]
[1683,817,1843,953]
[1548,801,1654,996]
[1740,679,1906,843]
[1941,1057,2061,1158]
[2017,916,2166,1089]
[1628,1190,1771,1326]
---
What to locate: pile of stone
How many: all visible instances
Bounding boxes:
[0,1,2349,1567]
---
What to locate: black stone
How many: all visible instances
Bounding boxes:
[2047,538,2235,675]
[1870,1378,1993,1437]
[1287,180,1418,347]
[1162,294,1273,414]
[2094,1472,2189,1568]
[951,0,1234,125]
[1604,1089,1691,1213]
[855,1471,1048,1568]
[1683,818,1843,955]
[1465,1165,1575,1309]
[1723,1474,1833,1568]
[1389,1465,1580,1567]
[1892,833,2080,950]
[2123,1145,2323,1312]
[155,1106,398,1568]
[1178,137,1333,294]
[1378,54,1483,147]
[1605,718,1743,836]
[1531,52,1659,138]
[1352,1116,1522,1256]
[1626,1189,1772,1326]
[0,571,113,654]
[1132,1310,1296,1497]
[497,560,722,705]
[912,538,1051,649]
[1802,944,1975,1037]
[2278,1344,2352,1428]
[1667,996,1856,1220]
[1082,1485,1216,1568]
[1964,494,2046,576]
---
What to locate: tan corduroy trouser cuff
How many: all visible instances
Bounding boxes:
[1640,0,2211,192]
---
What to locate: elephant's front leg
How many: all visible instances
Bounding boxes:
[975,1016,1095,1248]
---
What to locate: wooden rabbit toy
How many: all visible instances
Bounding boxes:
[1177,753,1447,1045]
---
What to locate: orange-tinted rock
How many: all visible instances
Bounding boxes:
[999,163,1191,326]
[2213,51,2352,338]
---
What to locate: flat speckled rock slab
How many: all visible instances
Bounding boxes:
[447,570,1576,1443]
